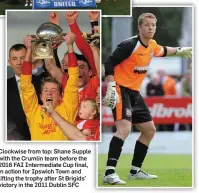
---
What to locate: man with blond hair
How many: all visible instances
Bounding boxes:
[103,12,192,184]
[21,32,79,141]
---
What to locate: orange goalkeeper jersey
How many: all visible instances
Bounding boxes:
[105,35,167,91]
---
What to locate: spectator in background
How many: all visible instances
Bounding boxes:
[175,76,182,97]
[7,44,41,140]
[25,0,32,7]
[102,64,105,80]
[140,75,150,97]
[146,73,164,96]
[181,70,192,97]
[158,69,177,96]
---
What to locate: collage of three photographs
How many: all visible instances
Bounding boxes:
[3,0,193,189]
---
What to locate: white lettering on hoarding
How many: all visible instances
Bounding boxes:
[149,103,192,118]
[54,1,76,7]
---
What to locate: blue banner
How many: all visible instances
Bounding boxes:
[33,0,97,9]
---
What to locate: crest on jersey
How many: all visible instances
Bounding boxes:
[125,108,132,117]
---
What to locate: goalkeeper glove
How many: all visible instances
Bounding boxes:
[103,82,120,109]
[175,47,192,59]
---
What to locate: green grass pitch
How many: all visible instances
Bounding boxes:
[98,154,192,187]
[96,0,131,16]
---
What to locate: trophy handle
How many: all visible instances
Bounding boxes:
[31,35,37,38]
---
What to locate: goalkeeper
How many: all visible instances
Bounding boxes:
[103,12,192,185]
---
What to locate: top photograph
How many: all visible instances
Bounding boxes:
[0,0,132,16]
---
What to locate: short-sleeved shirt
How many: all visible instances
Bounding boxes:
[105,35,167,91]
[76,119,99,131]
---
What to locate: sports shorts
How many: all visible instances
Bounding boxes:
[112,85,152,124]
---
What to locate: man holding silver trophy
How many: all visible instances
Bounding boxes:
[20,31,79,141]
[7,11,100,141]
[31,22,65,60]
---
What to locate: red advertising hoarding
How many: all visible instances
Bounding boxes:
[102,97,192,125]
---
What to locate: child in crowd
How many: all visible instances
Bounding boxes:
[76,99,99,138]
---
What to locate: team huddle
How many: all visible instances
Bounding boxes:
[7,11,100,141]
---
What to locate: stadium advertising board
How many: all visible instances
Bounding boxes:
[33,0,96,9]
[102,97,192,125]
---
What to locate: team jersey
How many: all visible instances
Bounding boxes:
[78,75,100,104]
[105,35,167,91]
[61,73,69,89]
[62,75,99,105]
[76,119,100,141]
[162,75,177,96]
[20,53,79,141]
[70,22,97,75]
[76,119,99,133]
[86,129,100,141]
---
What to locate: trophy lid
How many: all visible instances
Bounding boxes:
[36,22,63,39]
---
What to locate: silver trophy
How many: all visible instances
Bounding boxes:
[31,22,65,60]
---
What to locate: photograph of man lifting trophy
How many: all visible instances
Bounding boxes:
[7,10,101,141]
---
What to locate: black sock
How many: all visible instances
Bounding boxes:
[130,140,148,174]
[105,136,124,176]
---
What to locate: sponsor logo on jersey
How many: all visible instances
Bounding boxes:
[133,66,149,74]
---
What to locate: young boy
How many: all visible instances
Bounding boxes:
[76,99,99,138]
